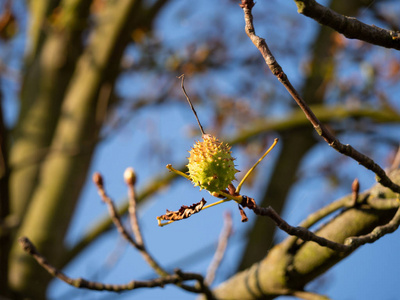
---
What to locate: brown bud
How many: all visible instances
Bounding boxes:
[351,178,360,206]
[352,178,360,194]
[92,172,103,187]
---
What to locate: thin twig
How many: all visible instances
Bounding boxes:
[285,195,350,249]
[240,193,400,253]
[92,173,139,248]
[240,0,400,194]
[94,172,212,295]
[178,74,206,136]
[93,172,168,277]
[240,197,351,252]
[236,138,278,194]
[205,212,233,285]
[62,166,182,268]
[18,236,206,293]
[124,168,143,246]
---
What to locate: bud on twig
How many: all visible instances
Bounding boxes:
[92,172,103,187]
[124,167,137,185]
[352,178,360,194]
[351,178,360,206]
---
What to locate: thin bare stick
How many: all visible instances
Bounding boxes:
[205,212,233,285]
[178,74,206,136]
[93,172,168,277]
[285,195,350,249]
[239,196,352,252]
[201,199,231,211]
[18,236,207,293]
[240,0,400,194]
[240,194,400,252]
[124,168,143,246]
[92,173,139,248]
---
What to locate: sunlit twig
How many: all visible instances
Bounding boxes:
[240,0,400,194]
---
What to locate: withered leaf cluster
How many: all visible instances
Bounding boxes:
[158,199,207,222]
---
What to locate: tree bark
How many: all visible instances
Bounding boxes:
[8,0,144,297]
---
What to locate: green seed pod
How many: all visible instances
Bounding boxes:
[187,134,239,193]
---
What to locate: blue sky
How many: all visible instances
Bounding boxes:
[2,0,400,299]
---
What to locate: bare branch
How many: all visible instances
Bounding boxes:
[205,212,233,285]
[239,192,400,253]
[92,173,140,249]
[124,168,143,246]
[18,237,206,293]
[240,0,400,194]
[293,0,400,50]
[239,196,351,252]
[64,105,400,266]
[62,168,180,268]
[178,74,206,136]
[93,172,169,277]
[20,172,216,298]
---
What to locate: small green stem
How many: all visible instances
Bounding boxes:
[218,191,243,203]
[166,164,190,180]
[201,198,232,210]
[157,218,174,227]
[236,138,279,194]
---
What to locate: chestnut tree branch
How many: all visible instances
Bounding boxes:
[18,237,206,293]
[293,0,400,50]
[240,0,400,194]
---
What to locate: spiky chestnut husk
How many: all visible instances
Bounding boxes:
[187,134,239,193]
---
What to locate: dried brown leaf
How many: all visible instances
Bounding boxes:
[158,199,207,221]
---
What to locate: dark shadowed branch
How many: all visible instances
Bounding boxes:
[293,0,400,50]
[18,237,206,293]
